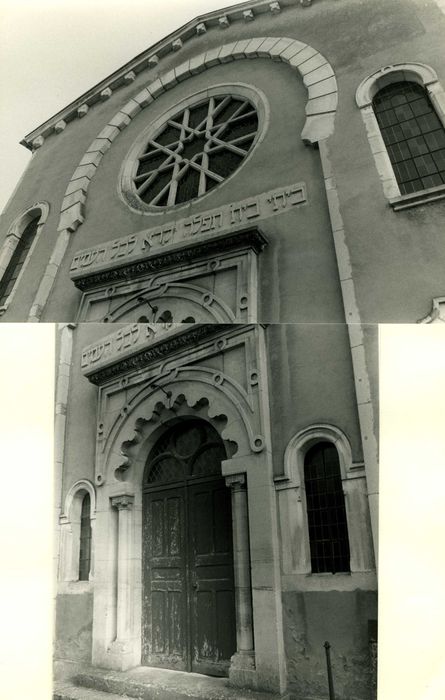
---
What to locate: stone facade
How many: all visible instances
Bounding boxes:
[3,1,445,699]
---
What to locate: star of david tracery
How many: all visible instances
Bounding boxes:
[133,96,259,207]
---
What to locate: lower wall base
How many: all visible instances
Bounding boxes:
[283,589,377,700]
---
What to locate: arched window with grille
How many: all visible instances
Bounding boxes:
[79,493,92,581]
[373,81,445,195]
[304,441,350,574]
[0,202,49,313]
[58,480,95,585]
[356,64,445,209]
[0,217,38,307]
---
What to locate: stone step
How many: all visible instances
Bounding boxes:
[70,665,288,700]
[53,683,129,700]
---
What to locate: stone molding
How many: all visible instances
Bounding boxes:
[82,323,234,384]
[418,296,445,324]
[20,1,325,149]
[71,227,268,291]
[87,324,268,486]
[111,494,134,510]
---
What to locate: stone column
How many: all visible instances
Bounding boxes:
[225,474,255,685]
[110,494,134,653]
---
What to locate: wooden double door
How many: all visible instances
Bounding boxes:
[142,475,236,676]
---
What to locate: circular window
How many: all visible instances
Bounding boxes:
[121,86,265,211]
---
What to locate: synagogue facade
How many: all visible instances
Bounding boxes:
[2,0,445,699]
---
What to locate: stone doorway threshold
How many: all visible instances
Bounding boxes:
[53,665,290,700]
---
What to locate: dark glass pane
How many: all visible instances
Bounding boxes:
[188,102,209,129]
[144,420,225,485]
[208,150,243,178]
[175,165,200,204]
[0,217,38,306]
[79,493,92,581]
[304,442,350,574]
[373,81,445,194]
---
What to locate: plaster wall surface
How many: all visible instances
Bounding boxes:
[267,322,365,473]
[283,589,377,700]
[55,592,94,667]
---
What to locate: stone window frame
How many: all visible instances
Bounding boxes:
[275,424,375,582]
[0,202,49,315]
[58,479,96,591]
[120,82,270,215]
[418,296,445,324]
[355,63,445,210]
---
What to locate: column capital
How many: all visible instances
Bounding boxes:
[225,473,246,490]
[111,494,134,510]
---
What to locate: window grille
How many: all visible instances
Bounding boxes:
[373,81,445,194]
[0,217,38,306]
[79,493,92,581]
[133,96,259,207]
[144,420,226,486]
[304,442,350,574]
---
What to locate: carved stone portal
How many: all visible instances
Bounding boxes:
[84,323,286,694]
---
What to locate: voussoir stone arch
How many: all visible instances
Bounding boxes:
[59,37,338,234]
[355,62,439,108]
[97,369,263,488]
[282,423,355,486]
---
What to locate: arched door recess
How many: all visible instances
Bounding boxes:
[142,418,236,676]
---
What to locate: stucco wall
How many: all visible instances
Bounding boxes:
[267,323,364,473]
[283,589,377,700]
[54,591,94,669]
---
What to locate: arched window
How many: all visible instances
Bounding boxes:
[373,81,445,195]
[304,441,350,574]
[79,493,92,581]
[58,480,95,584]
[0,216,38,307]
[356,63,445,208]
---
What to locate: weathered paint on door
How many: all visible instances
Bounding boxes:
[142,421,236,676]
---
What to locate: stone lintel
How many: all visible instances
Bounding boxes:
[70,226,268,292]
[81,323,238,386]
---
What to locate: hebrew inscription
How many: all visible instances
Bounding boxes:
[81,322,186,371]
[70,182,306,276]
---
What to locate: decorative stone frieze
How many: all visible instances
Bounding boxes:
[77,104,89,118]
[100,88,112,100]
[32,136,44,149]
[72,227,267,324]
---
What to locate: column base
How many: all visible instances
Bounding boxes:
[229,651,257,689]
[105,639,138,671]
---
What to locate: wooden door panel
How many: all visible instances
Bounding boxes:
[189,481,236,675]
[142,489,187,670]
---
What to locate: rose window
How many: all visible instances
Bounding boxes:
[132,95,259,207]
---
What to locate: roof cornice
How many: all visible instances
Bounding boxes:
[21,0,317,149]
